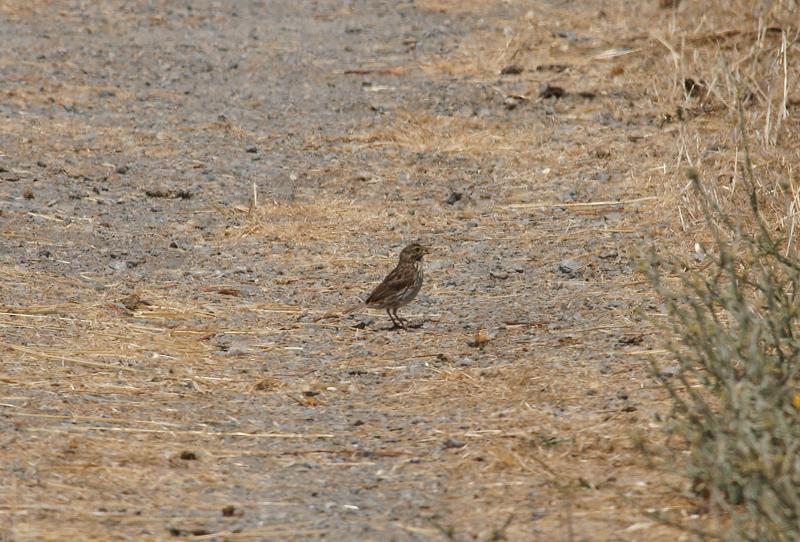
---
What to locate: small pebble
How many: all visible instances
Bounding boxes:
[561,189,578,202]
[555,29,578,42]
[558,259,581,274]
[109,260,130,271]
[443,438,465,449]
[593,171,610,182]
[658,365,680,379]
[503,97,520,110]
[445,191,463,205]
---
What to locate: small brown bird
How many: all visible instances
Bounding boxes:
[364,242,429,329]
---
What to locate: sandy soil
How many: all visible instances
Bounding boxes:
[0,1,726,540]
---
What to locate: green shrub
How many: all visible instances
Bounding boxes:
[645,155,800,539]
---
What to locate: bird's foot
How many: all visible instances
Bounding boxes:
[390,319,422,331]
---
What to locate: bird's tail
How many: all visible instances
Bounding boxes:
[340,303,364,315]
[313,303,363,322]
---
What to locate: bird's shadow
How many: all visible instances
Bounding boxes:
[387,321,424,332]
[351,320,425,331]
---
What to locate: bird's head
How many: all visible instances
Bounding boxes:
[399,242,429,263]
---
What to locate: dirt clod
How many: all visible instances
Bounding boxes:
[119,294,152,311]
[539,84,566,99]
[144,188,193,199]
[500,64,524,75]
[221,505,242,517]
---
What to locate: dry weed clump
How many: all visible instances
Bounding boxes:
[641,3,800,538]
[646,158,800,540]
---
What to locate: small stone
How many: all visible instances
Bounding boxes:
[489,269,509,280]
[595,112,622,128]
[246,146,258,153]
[593,171,610,182]
[658,365,680,379]
[116,165,129,174]
[179,450,198,460]
[445,191,463,205]
[225,342,252,356]
[561,189,578,202]
[352,316,374,329]
[558,259,581,274]
[443,438,465,449]
[555,29,578,42]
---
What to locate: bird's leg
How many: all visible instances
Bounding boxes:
[392,308,408,329]
[386,309,400,328]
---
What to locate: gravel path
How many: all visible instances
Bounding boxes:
[1,1,689,540]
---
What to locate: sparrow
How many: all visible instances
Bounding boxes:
[363,242,429,329]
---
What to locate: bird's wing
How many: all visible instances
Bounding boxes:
[366,263,416,304]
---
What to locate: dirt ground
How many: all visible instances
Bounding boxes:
[0,0,747,540]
